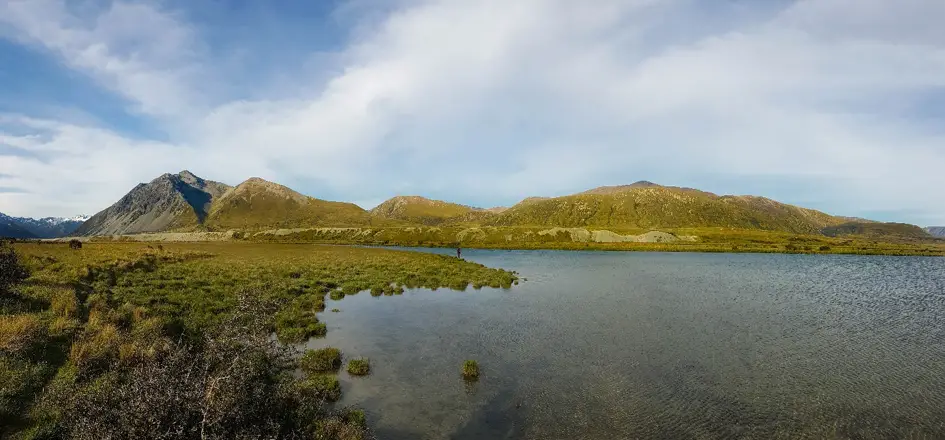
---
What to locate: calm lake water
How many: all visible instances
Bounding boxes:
[308,249,945,439]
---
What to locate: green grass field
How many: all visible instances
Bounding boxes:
[1,242,517,439]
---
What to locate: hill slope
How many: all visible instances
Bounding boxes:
[370,196,484,226]
[823,222,932,240]
[926,227,945,237]
[205,178,371,229]
[489,183,846,234]
[75,171,230,236]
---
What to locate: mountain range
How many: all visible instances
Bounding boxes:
[1,170,938,242]
[0,213,89,239]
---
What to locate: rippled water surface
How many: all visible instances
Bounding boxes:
[310,249,945,439]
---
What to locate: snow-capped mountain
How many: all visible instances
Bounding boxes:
[0,212,89,238]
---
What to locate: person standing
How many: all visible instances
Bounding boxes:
[457,246,462,259]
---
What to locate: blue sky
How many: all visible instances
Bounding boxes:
[1,0,944,225]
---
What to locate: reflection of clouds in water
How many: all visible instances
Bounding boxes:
[311,250,945,439]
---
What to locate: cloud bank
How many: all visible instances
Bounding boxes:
[0,0,943,224]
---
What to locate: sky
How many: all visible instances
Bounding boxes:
[0,0,944,225]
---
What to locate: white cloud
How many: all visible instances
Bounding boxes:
[0,0,206,118]
[0,0,944,224]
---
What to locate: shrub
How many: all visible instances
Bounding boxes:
[0,245,29,298]
[819,245,831,251]
[69,239,83,250]
[346,358,370,376]
[461,360,479,380]
[57,291,369,439]
[300,347,343,374]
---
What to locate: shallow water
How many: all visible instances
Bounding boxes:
[309,249,945,439]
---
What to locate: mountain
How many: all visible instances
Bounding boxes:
[75,171,230,236]
[65,172,933,242]
[0,213,89,238]
[205,178,370,229]
[0,213,36,239]
[370,196,484,226]
[926,227,945,237]
[10,215,89,238]
[488,183,845,234]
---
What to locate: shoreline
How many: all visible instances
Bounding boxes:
[29,235,945,257]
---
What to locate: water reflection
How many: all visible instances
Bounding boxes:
[308,250,945,439]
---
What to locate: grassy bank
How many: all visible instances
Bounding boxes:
[1,242,517,439]
[243,226,945,257]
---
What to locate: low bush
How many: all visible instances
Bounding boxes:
[0,245,29,298]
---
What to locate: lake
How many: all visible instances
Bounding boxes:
[309,249,945,439]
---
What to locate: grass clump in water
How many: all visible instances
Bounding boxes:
[299,347,342,374]
[461,360,479,380]
[329,290,345,301]
[347,358,370,376]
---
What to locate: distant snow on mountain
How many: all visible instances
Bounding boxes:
[0,213,90,238]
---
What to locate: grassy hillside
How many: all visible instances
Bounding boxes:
[823,222,933,241]
[205,178,372,229]
[370,196,483,226]
[488,184,846,234]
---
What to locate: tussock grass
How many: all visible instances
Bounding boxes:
[346,358,370,376]
[300,347,343,374]
[461,360,479,380]
[3,241,517,438]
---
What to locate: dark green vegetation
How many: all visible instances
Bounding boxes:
[1,241,517,439]
[347,358,370,376]
[462,360,479,380]
[64,171,945,257]
[301,347,343,374]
